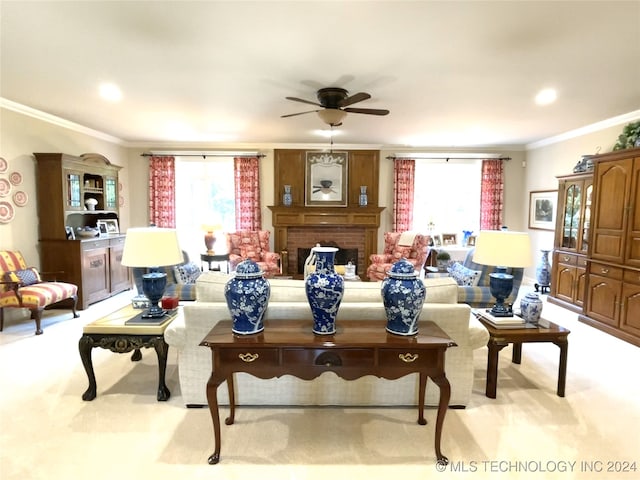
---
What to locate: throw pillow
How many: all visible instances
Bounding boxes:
[5,267,41,286]
[447,262,482,287]
[173,262,202,284]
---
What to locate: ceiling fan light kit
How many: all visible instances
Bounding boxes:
[283,86,389,127]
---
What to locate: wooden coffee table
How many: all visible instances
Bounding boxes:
[78,304,178,401]
[477,315,570,398]
[200,319,456,465]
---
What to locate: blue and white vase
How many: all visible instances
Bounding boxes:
[520,292,543,325]
[283,185,292,206]
[381,258,426,336]
[305,246,344,335]
[536,249,551,287]
[225,260,270,335]
[359,186,368,207]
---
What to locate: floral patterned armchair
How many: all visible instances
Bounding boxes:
[0,250,78,335]
[366,232,431,281]
[225,230,281,278]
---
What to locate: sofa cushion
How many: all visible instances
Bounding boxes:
[5,267,41,286]
[174,262,201,284]
[447,262,482,286]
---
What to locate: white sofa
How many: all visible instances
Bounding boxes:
[165,273,489,408]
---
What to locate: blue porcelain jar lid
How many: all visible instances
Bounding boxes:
[386,258,418,278]
[234,259,265,279]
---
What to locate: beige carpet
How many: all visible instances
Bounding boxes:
[1,286,639,480]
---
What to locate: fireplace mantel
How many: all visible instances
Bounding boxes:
[268,206,385,277]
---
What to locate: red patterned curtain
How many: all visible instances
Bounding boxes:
[393,158,415,232]
[149,155,176,228]
[234,156,261,231]
[480,159,504,230]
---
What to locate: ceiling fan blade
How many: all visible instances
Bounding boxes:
[339,92,371,107]
[285,96,323,107]
[281,110,320,118]
[344,107,390,116]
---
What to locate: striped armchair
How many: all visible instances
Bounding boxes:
[0,250,78,335]
[456,248,524,309]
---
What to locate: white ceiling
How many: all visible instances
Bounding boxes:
[1,1,639,149]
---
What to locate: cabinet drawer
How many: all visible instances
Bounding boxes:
[590,263,623,280]
[282,348,374,367]
[109,236,125,247]
[379,349,439,367]
[81,238,110,250]
[219,348,279,366]
[623,269,640,285]
[557,253,577,265]
[577,256,588,268]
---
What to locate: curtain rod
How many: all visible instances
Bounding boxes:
[386,155,511,161]
[141,151,264,158]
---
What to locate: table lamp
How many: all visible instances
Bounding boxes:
[472,230,532,317]
[121,227,184,318]
[202,224,221,254]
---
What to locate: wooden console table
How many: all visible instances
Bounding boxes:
[200,319,457,465]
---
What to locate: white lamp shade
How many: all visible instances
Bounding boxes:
[121,227,184,267]
[472,230,532,268]
[317,108,347,126]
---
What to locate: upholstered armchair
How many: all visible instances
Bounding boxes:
[0,250,79,335]
[366,232,431,281]
[225,230,280,278]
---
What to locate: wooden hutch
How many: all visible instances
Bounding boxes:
[34,153,130,310]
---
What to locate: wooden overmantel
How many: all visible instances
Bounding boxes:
[268,205,385,272]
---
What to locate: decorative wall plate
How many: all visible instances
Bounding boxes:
[0,178,11,197]
[0,157,7,173]
[9,171,22,185]
[13,190,28,207]
[0,201,14,223]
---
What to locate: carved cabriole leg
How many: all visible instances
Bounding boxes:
[70,295,79,318]
[78,335,97,401]
[417,372,427,425]
[206,372,226,465]
[225,374,236,425]
[152,337,171,401]
[430,372,451,465]
[30,308,44,335]
[131,349,142,361]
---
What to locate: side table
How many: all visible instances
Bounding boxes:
[477,314,570,398]
[200,253,230,273]
[78,304,178,401]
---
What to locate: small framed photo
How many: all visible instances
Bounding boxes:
[65,226,75,240]
[466,235,476,247]
[529,190,557,231]
[442,233,457,246]
[432,234,442,247]
[97,219,119,234]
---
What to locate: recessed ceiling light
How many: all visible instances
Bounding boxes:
[99,83,122,102]
[535,88,557,106]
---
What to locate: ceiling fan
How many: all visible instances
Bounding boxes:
[281,87,390,126]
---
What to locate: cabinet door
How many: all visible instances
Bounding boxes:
[585,274,621,327]
[82,246,110,305]
[555,264,576,303]
[579,180,593,254]
[575,266,587,307]
[105,176,118,211]
[620,282,640,337]
[560,182,582,251]
[625,158,640,266]
[591,158,632,262]
[65,169,83,210]
[109,240,130,294]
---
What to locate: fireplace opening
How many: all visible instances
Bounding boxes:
[297,242,358,274]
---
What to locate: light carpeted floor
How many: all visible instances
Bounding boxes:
[1,285,639,480]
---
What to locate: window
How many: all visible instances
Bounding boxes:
[412,159,481,241]
[175,157,235,261]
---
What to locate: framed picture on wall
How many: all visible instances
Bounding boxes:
[305,151,348,206]
[528,190,557,231]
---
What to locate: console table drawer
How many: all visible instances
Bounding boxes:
[282,348,374,367]
[219,348,279,366]
[379,349,439,367]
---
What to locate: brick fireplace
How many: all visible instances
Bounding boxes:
[268,206,384,278]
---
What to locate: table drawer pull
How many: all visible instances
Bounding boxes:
[238,353,259,363]
[563,256,571,262]
[399,353,419,363]
[600,268,609,274]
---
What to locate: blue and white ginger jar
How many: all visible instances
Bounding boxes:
[225,260,270,335]
[305,246,344,335]
[520,292,543,325]
[381,258,426,336]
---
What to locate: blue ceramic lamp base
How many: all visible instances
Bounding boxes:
[488,268,514,317]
